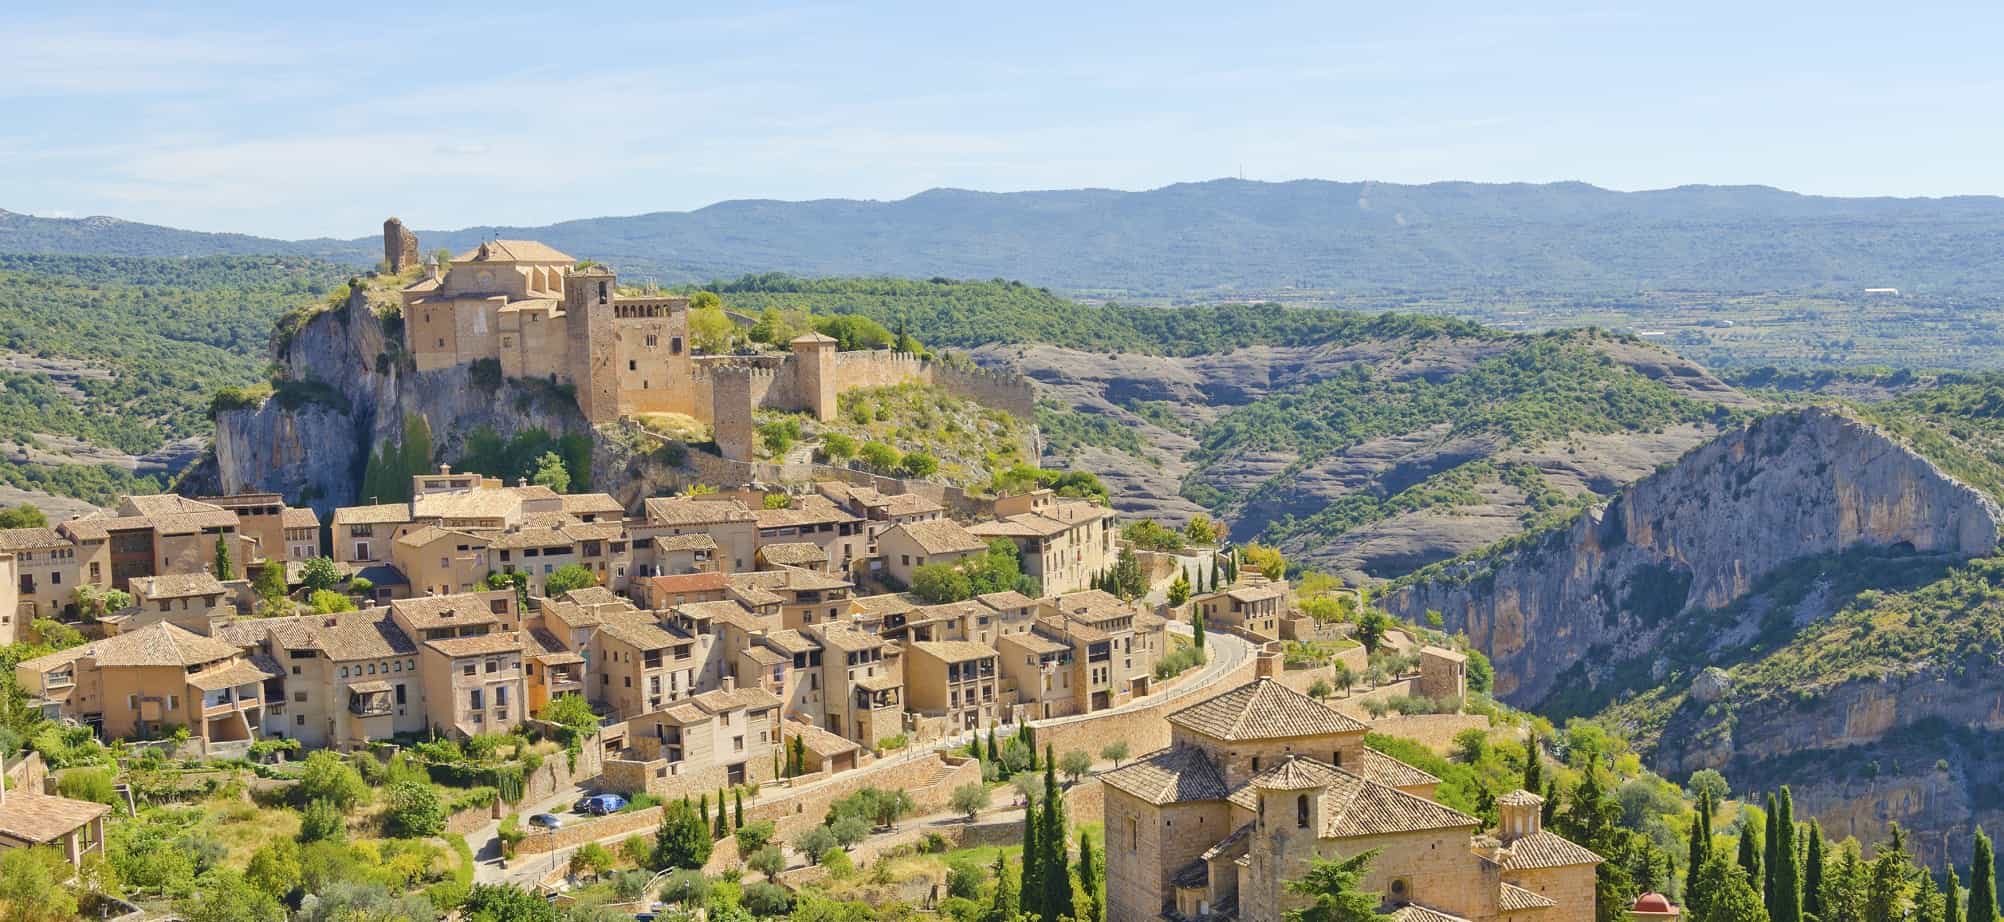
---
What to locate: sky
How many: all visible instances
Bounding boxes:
[4,1,2000,239]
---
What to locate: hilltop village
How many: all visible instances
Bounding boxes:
[0,230,1625,922]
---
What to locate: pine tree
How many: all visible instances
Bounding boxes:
[1077,831,1103,922]
[1695,854,1771,922]
[1803,821,1826,922]
[982,854,1020,922]
[1283,849,1393,922]
[1971,828,1999,922]
[1040,745,1069,921]
[1020,790,1043,919]
[1947,865,1965,922]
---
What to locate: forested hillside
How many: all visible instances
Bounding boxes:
[0,254,345,505]
[13,179,2004,297]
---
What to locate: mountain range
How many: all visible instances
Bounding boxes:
[9,179,2004,297]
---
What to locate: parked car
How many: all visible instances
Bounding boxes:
[579,793,628,815]
[529,813,563,829]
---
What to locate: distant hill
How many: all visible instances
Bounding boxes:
[9,179,2004,297]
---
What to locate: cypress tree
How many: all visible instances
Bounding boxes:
[983,853,1019,922]
[1771,789,1787,909]
[986,726,1000,765]
[699,793,710,830]
[1948,865,1965,922]
[1040,745,1069,921]
[1686,791,1713,904]
[1523,733,1544,795]
[1804,820,1826,922]
[213,533,233,580]
[1773,787,1800,922]
[1738,822,1763,897]
[1972,828,1999,922]
[735,789,745,828]
[1020,790,1043,918]
[1077,831,1102,922]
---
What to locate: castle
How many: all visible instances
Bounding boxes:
[389,221,1033,460]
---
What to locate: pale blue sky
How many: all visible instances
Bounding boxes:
[4,1,1998,238]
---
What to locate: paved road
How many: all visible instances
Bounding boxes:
[471,780,592,885]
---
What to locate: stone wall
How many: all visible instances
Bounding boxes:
[5,750,48,794]
[932,361,1037,422]
[829,350,930,394]
[1029,654,1259,758]
[1363,713,1497,754]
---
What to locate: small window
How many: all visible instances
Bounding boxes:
[1297,794,1310,828]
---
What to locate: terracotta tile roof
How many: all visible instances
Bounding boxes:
[650,572,730,596]
[912,600,985,624]
[1496,789,1545,807]
[882,493,944,517]
[758,542,829,566]
[813,624,882,652]
[0,527,66,551]
[558,586,624,608]
[1359,747,1443,789]
[675,599,761,626]
[392,592,508,630]
[147,509,241,535]
[128,572,227,599]
[1048,589,1135,622]
[1500,830,1604,869]
[1227,757,1481,838]
[597,614,688,651]
[395,525,490,548]
[752,496,858,529]
[1225,582,1288,604]
[332,503,414,526]
[1248,758,1330,790]
[524,627,583,665]
[730,569,850,592]
[346,679,394,694]
[425,632,526,658]
[975,590,1036,612]
[849,593,918,616]
[1499,883,1557,911]
[0,792,111,843]
[563,521,626,541]
[456,239,573,263]
[853,674,901,692]
[1393,905,1472,922]
[412,488,542,522]
[654,533,717,552]
[1422,644,1469,663]
[644,496,755,526]
[790,723,860,756]
[729,585,785,607]
[1035,616,1107,644]
[187,657,279,690]
[1101,745,1230,805]
[693,685,781,714]
[998,632,1069,656]
[298,611,417,661]
[1168,678,1369,741]
[280,507,320,529]
[910,640,996,662]
[121,494,225,517]
[738,645,785,666]
[83,621,239,668]
[560,493,626,516]
[763,629,819,654]
[883,520,987,556]
[1201,822,1255,862]
[967,517,1066,539]
[491,526,570,549]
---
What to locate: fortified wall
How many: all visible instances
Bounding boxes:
[391,223,1038,463]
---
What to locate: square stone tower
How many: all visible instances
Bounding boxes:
[564,265,620,425]
[790,332,839,421]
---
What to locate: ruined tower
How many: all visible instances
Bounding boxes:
[383,217,421,273]
[710,366,759,461]
[790,332,839,421]
[563,265,620,425]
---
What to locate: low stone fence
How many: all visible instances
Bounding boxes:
[1028,654,1258,759]
[1366,713,1500,753]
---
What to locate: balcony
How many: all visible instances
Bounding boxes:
[204,693,258,716]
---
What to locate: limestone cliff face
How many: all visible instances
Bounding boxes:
[213,288,662,516]
[1386,407,2002,704]
[1666,666,2004,869]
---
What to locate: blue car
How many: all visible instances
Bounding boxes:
[575,793,628,815]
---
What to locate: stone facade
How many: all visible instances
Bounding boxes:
[393,227,1034,460]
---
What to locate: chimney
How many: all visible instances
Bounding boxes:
[517,478,529,488]
[429,255,444,283]
[722,675,737,693]
[439,463,452,474]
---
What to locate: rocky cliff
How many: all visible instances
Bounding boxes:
[210,286,677,516]
[1385,407,2003,704]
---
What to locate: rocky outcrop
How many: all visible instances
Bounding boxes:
[213,287,670,517]
[1386,407,2003,704]
[1659,665,2004,870]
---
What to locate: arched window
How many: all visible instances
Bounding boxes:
[1390,879,1411,904]
[1296,795,1310,828]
